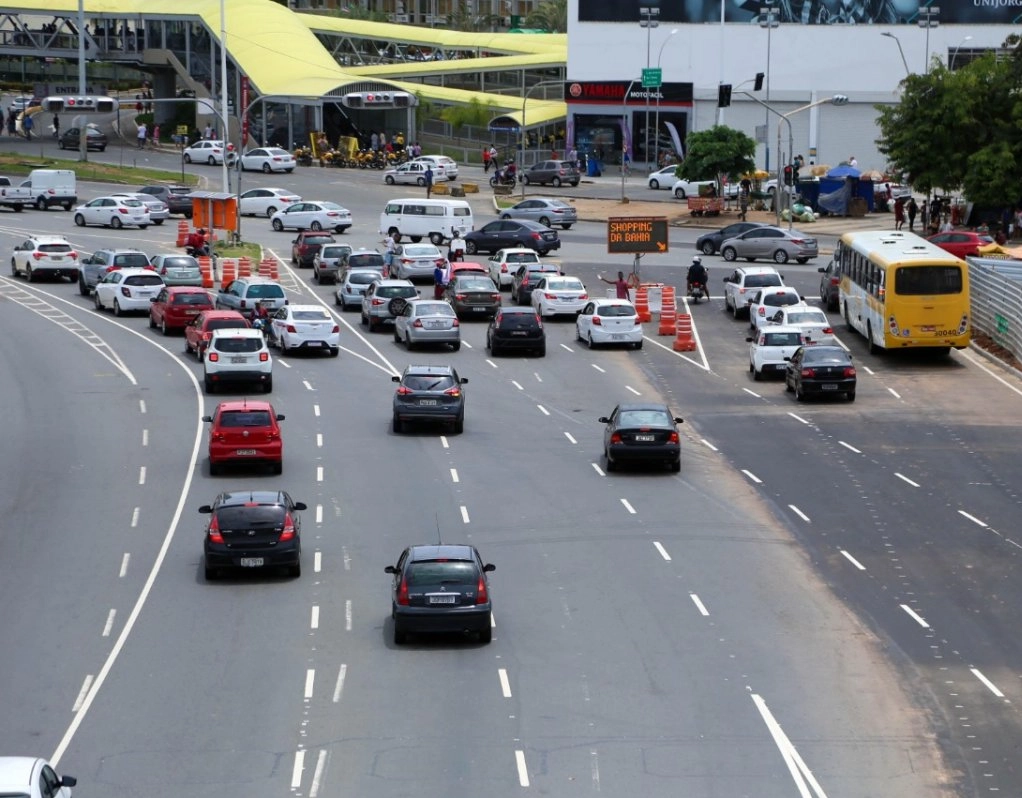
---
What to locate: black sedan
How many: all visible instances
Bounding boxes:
[385,544,495,644]
[464,219,560,256]
[784,345,856,401]
[694,221,765,255]
[510,262,561,305]
[58,126,107,152]
[444,274,501,319]
[600,403,684,472]
[199,490,306,580]
[486,306,545,356]
[392,364,468,434]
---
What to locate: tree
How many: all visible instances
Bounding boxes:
[440,97,494,138]
[676,126,756,190]
[334,3,389,22]
[525,0,567,32]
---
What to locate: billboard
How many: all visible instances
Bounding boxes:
[565,80,693,105]
[579,0,1021,25]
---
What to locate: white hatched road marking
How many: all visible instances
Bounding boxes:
[788,504,810,522]
[118,553,130,578]
[130,507,140,528]
[460,505,470,523]
[689,593,709,615]
[840,550,866,570]
[291,750,305,789]
[895,472,920,487]
[498,668,512,698]
[839,441,861,454]
[314,552,322,572]
[591,463,605,476]
[959,510,988,528]
[309,750,328,798]
[742,469,762,484]
[102,609,116,637]
[315,504,323,524]
[511,380,523,390]
[515,750,530,787]
[72,675,94,712]
[653,541,671,561]
[310,605,320,629]
[564,432,577,444]
[450,468,459,483]
[304,669,315,699]
[901,604,930,628]
[332,663,347,702]
[345,599,352,631]
[537,404,550,415]
[142,429,148,446]
[970,668,1005,698]
[621,498,636,514]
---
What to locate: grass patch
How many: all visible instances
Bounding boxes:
[213,240,262,262]
[495,198,516,209]
[0,151,198,186]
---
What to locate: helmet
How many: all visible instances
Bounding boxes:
[692,256,702,264]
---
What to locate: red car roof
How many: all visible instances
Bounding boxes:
[214,399,276,413]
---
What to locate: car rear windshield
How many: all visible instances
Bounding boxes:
[546,279,584,291]
[125,275,165,286]
[247,284,285,298]
[207,319,248,331]
[293,310,330,320]
[320,246,350,259]
[763,332,803,346]
[764,292,800,306]
[168,187,191,196]
[457,278,495,291]
[745,274,783,288]
[218,410,272,427]
[161,257,198,269]
[403,245,439,257]
[619,409,672,427]
[349,254,384,268]
[557,162,577,169]
[348,272,378,285]
[214,506,284,528]
[402,374,455,391]
[802,349,850,364]
[39,243,73,253]
[598,304,636,317]
[173,293,212,305]
[213,336,263,353]
[505,252,539,263]
[416,302,456,316]
[894,265,963,295]
[377,285,417,298]
[786,311,826,324]
[113,253,150,268]
[302,236,335,246]
[406,560,477,586]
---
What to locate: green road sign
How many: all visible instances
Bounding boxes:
[641,68,662,88]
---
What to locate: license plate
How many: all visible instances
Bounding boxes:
[427,321,446,329]
[511,330,528,336]
[419,399,438,406]
[307,341,322,346]
[821,384,839,390]
[428,595,456,604]
[231,356,248,363]
[185,310,199,315]
[236,448,257,455]
[611,333,626,340]
[240,558,264,567]
[635,434,655,442]
[472,306,487,311]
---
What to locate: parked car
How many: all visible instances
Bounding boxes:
[58,126,107,151]
[10,234,78,282]
[411,155,458,180]
[486,306,545,356]
[575,298,643,349]
[465,219,560,256]
[239,147,296,173]
[600,403,684,472]
[391,364,467,434]
[199,490,305,579]
[394,298,461,350]
[73,196,150,229]
[267,304,340,356]
[203,327,273,393]
[150,253,203,286]
[671,178,716,199]
[499,198,577,229]
[647,165,679,190]
[272,202,352,233]
[695,221,767,255]
[238,187,302,217]
[201,400,284,475]
[927,230,994,259]
[138,184,195,217]
[183,139,228,165]
[720,226,818,264]
[747,325,805,380]
[93,268,165,316]
[185,309,250,359]
[384,160,442,186]
[521,160,580,187]
[149,285,214,334]
[784,345,857,402]
[818,260,840,311]
[291,232,336,268]
[444,273,501,318]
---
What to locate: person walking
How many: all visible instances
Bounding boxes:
[136,121,147,149]
[22,113,33,141]
[433,260,446,300]
[482,145,492,173]
[424,165,434,199]
[488,145,497,171]
[383,232,398,277]
[152,124,160,147]
[448,230,465,262]
[894,197,905,231]
[52,113,59,139]
[907,198,918,231]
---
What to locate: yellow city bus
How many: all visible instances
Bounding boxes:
[836,230,970,353]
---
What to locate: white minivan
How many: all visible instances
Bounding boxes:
[379,198,473,246]
[20,169,77,211]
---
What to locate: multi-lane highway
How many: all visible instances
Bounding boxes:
[1,137,1020,798]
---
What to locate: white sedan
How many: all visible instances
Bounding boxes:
[411,155,458,180]
[575,298,644,349]
[73,196,151,229]
[182,139,229,165]
[268,304,340,356]
[110,192,169,224]
[383,160,443,186]
[647,165,679,190]
[239,147,296,173]
[270,201,353,233]
[531,275,588,317]
[239,187,302,218]
[93,267,165,315]
[0,757,76,798]
[767,303,837,346]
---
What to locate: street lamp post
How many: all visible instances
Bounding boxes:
[639,5,659,171]
[218,0,230,193]
[776,95,849,228]
[881,31,910,77]
[760,5,778,171]
[918,5,940,73]
[652,27,679,172]
[622,79,637,202]
[520,79,564,199]
[951,35,973,69]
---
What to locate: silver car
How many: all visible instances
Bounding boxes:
[391,243,445,281]
[111,192,169,224]
[393,299,461,350]
[335,268,381,310]
[361,278,419,331]
[313,243,353,285]
[500,198,577,230]
[150,253,203,286]
[720,226,819,265]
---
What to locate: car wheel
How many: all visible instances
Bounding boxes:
[867,321,880,355]
[259,206,275,219]
[204,563,219,580]
[478,626,492,644]
[538,216,551,227]
[451,341,461,352]
[271,462,282,475]
[700,240,715,255]
[392,412,403,434]
[536,345,546,356]
[753,366,762,381]
[552,177,562,188]
[522,174,530,185]
[795,384,805,402]
[74,213,85,227]
[9,259,16,278]
[209,460,220,476]
[465,240,477,255]
[773,250,789,264]
[671,458,681,473]
[588,333,595,348]
[796,257,809,264]
[262,163,272,174]
[675,188,686,199]
[634,339,643,350]
[562,224,573,230]
[35,197,48,211]
[272,219,284,232]
[385,175,395,185]
[113,300,123,317]
[604,449,616,471]
[183,153,193,163]
[204,377,216,394]
[416,177,426,186]
[330,347,339,357]
[490,340,500,356]
[393,621,407,644]
[847,391,856,402]
[453,415,464,434]
[404,333,414,350]
[785,374,794,392]
[207,156,216,165]
[148,313,157,329]
[429,232,444,246]
[721,247,737,262]
[311,220,323,231]
[140,225,148,231]
[110,217,123,229]
[25,266,34,283]
[650,179,660,189]
[79,276,89,296]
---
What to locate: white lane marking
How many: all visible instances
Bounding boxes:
[560,343,574,352]
[463,341,473,349]
[511,380,523,390]
[102,609,116,637]
[840,550,866,570]
[970,667,1005,698]
[303,379,314,391]
[316,433,323,448]
[332,663,347,702]
[139,399,146,414]
[498,668,512,698]
[138,466,146,485]
[591,363,606,373]
[621,498,637,514]
[862,365,875,375]
[901,604,930,628]
[441,436,450,449]
[653,541,671,561]
[743,387,761,398]
[564,432,577,444]
[701,439,719,451]
[788,504,810,523]
[342,547,351,570]
[534,372,543,382]
[118,553,130,578]
[130,507,140,528]
[644,334,707,369]
[515,751,530,787]
[491,612,496,628]
[895,472,920,487]
[460,505,470,523]
[310,605,320,629]
[592,463,605,476]
[450,468,459,483]
[71,675,94,712]
[291,750,306,789]
[591,751,601,792]
[304,669,315,699]
[537,404,550,415]
[141,429,148,447]
[961,348,1022,398]
[839,441,861,454]
[315,504,323,524]
[313,404,321,417]
[752,693,829,798]
[625,385,641,396]
[959,510,988,528]
[486,359,498,369]
[788,412,810,425]
[316,466,324,482]
[314,552,322,573]
[277,359,292,369]
[309,750,328,798]
[888,387,902,399]
[345,599,352,631]
[742,469,762,484]
[690,593,709,615]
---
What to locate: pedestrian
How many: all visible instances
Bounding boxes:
[621,150,630,176]
[152,124,160,147]
[370,131,378,151]
[383,232,398,277]
[568,146,577,169]
[7,110,16,136]
[203,124,212,139]
[907,198,918,231]
[424,165,434,198]
[894,197,905,230]
[448,230,465,262]
[738,180,751,222]
[848,155,858,168]
[136,121,147,149]
[380,130,388,149]
[433,260,446,300]
[22,113,33,140]
[488,145,497,171]
[598,271,630,300]
[52,112,59,139]
[482,145,491,173]
[135,94,142,113]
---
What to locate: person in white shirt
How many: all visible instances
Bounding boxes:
[383,233,398,276]
[448,231,465,262]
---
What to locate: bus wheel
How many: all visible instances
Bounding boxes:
[866,321,880,355]
[844,302,852,329]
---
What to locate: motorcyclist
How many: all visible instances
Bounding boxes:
[252,300,272,334]
[186,228,209,257]
[687,256,709,298]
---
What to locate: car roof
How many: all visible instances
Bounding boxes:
[27,234,70,243]
[403,364,456,376]
[199,310,246,320]
[589,298,633,306]
[286,304,328,312]
[0,757,40,786]
[499,306,537,314]
[214,399,275,412]
[496,247,538,255]
[117,267,161,276]
[166,285,209,293]
[216,490,291,507]
[616,402,674,413]
[755,286,799,296]
[97,248,145,254]
[210,327,263,338]
[738,265,781,274]
[372,278,415,286]
[234,276,280,285]
[406,544,477,562]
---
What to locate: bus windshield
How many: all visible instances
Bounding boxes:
[894,265,963,295]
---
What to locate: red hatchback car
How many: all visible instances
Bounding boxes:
[149,286,214,334]
[185,309,250,359]
[927,230,993,259]
[203,400,285,475]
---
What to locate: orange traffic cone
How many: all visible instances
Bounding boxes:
[220,259,237,288]
[634,286,652,323]
[672,314,697,351]
[176,220,190,247]
[238,257,252,277]
[199,258,214,289]
[658,286,677,335]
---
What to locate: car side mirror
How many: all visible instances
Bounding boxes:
[59,777,77,788]
[674,417,685,424]
[745,337,753,343]
[783,356,791,362]
[722,277,728,283]
[817,267,825,273]
[201,415,213,422]
[384,565,398,574]
[198,505,213,513]
[460,377,468,384]
[598,416,610,423]
[392,375,400,382]
[275,414,285,421]
[483,563,496,572]
[293,502,308,511]
[150,297,157,302]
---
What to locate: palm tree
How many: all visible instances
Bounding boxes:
[524,0,566,32]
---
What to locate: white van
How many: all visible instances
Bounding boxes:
[20,169,77,211]
[379,198,473,246]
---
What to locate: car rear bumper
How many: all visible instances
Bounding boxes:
[205,369,272,385]
[452,302,500,317]
[394,605,491,634]
[589,327,643,344]
[394,403,464,423]
[492,333,544,349]
[32,266,79,278]
[208,442,282,463]
[607,443,680,464]
[205,544,299,568]
[408,328,461,344]
[799,378,856,395]
[285,336,340,350]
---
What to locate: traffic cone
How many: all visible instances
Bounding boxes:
[258,259,273,277]
[176,220,190,247]
[199,258,214,289]
[658,286,677,335]
[220,258,237,287]
[672,314,697,351]
[634,285,652,323]
[238,257,252,277]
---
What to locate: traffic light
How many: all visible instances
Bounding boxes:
[783,165,794,185]
[44,96,118,114]
[754,72,765,92]
[344,91,412,109]
[717,83,732,108]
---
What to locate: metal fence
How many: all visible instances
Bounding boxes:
[967,257,1022,360]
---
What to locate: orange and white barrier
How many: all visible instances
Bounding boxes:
[220,259,237,287]
[634,286,652,323]
[658,286,677,335]
[672,314,698,352]
[238,257,252,277]
[176,220,190,247]
[198,256,214,289]
[258,258,279,280]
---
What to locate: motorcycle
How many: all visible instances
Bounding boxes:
[489,168,517,187]
[688,272,708,304]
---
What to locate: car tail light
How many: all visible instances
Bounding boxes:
[145,264,156,271]
[823,327,833,334]
[451,318,460,327]
[553,208,564,214]
[475,575,488,604]
[207,515,224,544]
[443,387,461,397]
[455,293,466,301]
[327,212,339,217]
[668,431,679,443]
[534,315,542,328]
[279,513,295,542]
[259,352,269,362]
[105,265,117,272]
[500,263,508,272]
[829,276,839,285]
[801,367,815,377]
[286,324,297,333]
[580,292,588,300]
[790,238,805,244]
[558,168,565,175]
[209,352,219,362]
[843,366,856,377]
[396,385,414,395]
[757,306,765,316]
[32,252,45,260]
[272,156,282,162]
[332,325,339,333]
[121,287,131,297]
[592,316,602,326]
[118,207,129,214]
[435,259,445,266]
[372,298,385,306]
[201,331,212,341]
[282,197,295,203]
[69,251,78,260]
[531,232,541,240]
[160,266,168,274]
[610,432,622,444]
[490,293,500,301]
[397,575,410,605]
[400,258,412,264]
[413,318,423,328]
[544,292,556,300]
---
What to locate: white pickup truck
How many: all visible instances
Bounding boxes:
[0,176,31,212]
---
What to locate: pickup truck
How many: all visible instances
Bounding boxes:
[0,176,31,212]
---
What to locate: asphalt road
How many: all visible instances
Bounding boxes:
[1,136,1020,798]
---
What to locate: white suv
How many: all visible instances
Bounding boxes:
[722,265,785,319]
[748,286,804,331]
[204,328,273,393]
[488,248,541,289]
[11,235,79,282]
[747,325,805,380]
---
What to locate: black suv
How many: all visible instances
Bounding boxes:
[385,544,495,644]
[78,248,152,295]
[199,490,306,580]
[138,185,194,217]
[391,364,467,434]
[486,306,545,357]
